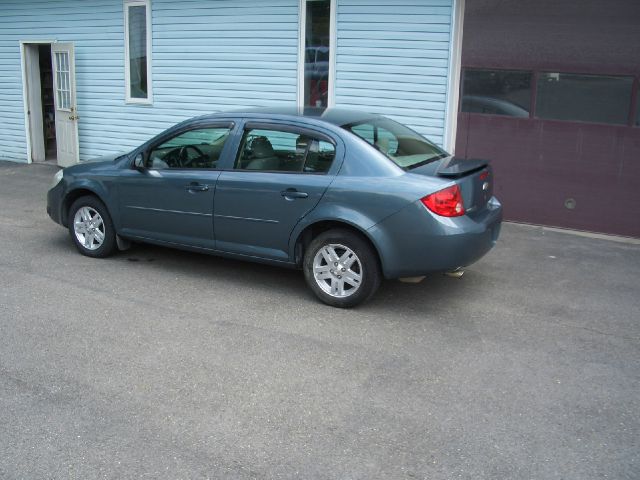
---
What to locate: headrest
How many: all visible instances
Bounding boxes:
[251,136,275,158]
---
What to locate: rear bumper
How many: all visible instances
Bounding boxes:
[368,197,503,279]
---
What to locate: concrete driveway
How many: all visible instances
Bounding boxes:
[1,161,638,479]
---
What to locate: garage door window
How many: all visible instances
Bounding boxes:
[535,73,634,125]
[461,69,532,117]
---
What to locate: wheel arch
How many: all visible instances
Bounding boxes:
[292,219,384,274]
[61,187,108,227]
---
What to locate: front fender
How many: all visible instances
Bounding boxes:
[60,177,119,228]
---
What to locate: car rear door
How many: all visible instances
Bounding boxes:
[213,121,341,261]
[117,122,236,249]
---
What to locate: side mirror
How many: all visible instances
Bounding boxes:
[133,153,145,170]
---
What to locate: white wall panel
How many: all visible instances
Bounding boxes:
[335,0,453,145]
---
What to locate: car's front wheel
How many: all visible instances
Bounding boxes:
[303,229,381,308]
[68,196,116,258]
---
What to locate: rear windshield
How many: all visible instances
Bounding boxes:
[342,117,448,169]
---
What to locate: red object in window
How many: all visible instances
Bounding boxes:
[309,79,328,107]
[421,185,465,217]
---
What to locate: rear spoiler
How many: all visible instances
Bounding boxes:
[436,157,489,178]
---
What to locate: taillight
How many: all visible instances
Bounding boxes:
[421,184,465,217]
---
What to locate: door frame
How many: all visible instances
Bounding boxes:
[20,39,55,165]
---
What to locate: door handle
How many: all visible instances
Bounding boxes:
[281,189,308,199]
[186,183,209,192]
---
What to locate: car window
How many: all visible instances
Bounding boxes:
[148,127,231,169]
[235,128,335,173]
[344,117,447,169]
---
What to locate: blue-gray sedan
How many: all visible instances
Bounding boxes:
[47,107,502,307]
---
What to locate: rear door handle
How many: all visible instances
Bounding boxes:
[186,183,209,192]
[281,189,308,199]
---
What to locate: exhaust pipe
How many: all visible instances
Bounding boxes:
[399,276,426,284]
[444,267,464,278]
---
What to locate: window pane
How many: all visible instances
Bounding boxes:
[304,140,335,173]
[304,0,331,107]
[236,129,301,172]
[128,5,147,99]
[148,127,231,169]
[462,69,531,117]
[235,128,334,173]
[351,124,374,144]
[536,73,633,125]
[54,52,71,110]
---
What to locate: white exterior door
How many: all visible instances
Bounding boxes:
[52,42,79,167]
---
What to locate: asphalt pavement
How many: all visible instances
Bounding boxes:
[0,161,638,479]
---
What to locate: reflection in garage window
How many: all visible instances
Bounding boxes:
[461,69,532,117]
[536,73,633,125]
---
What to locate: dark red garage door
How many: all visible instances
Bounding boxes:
[455,0,640,237]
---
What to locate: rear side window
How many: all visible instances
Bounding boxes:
[235,127,335,173]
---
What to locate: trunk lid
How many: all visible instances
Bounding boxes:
[410,156,494,215]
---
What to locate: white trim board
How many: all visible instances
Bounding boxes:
[443,0,465,153]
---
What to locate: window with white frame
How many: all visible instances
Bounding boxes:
[299,0,335,108]
[124,0,152,103]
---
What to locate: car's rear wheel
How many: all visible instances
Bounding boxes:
[303,229,381,308]
[68,196,116,258]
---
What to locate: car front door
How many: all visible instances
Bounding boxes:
[213,122,340,261]
[118,122,236,249]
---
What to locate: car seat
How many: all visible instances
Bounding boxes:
[245,136,280,171]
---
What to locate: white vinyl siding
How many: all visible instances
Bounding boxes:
[0,0,457,163]
[335,0,453,146]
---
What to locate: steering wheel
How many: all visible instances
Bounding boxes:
[177,145,205,167]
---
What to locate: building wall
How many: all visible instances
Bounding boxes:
[0,0,456,163]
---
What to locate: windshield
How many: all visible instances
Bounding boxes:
[343,117,448,169]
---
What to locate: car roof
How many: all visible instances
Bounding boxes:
[197,106,380,127]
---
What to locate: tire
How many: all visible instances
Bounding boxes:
[303,229,381,308]
[67,195,117,258]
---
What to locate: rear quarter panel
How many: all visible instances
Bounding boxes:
[288,172,450,263]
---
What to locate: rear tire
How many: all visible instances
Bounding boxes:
[303,229,381,308]
[68,196,117,258]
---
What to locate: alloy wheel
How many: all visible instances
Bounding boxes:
[73,206,105,251]
[312,243,363,298]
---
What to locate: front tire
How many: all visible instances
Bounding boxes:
[68,196,116,258]
[303,229,381,308]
